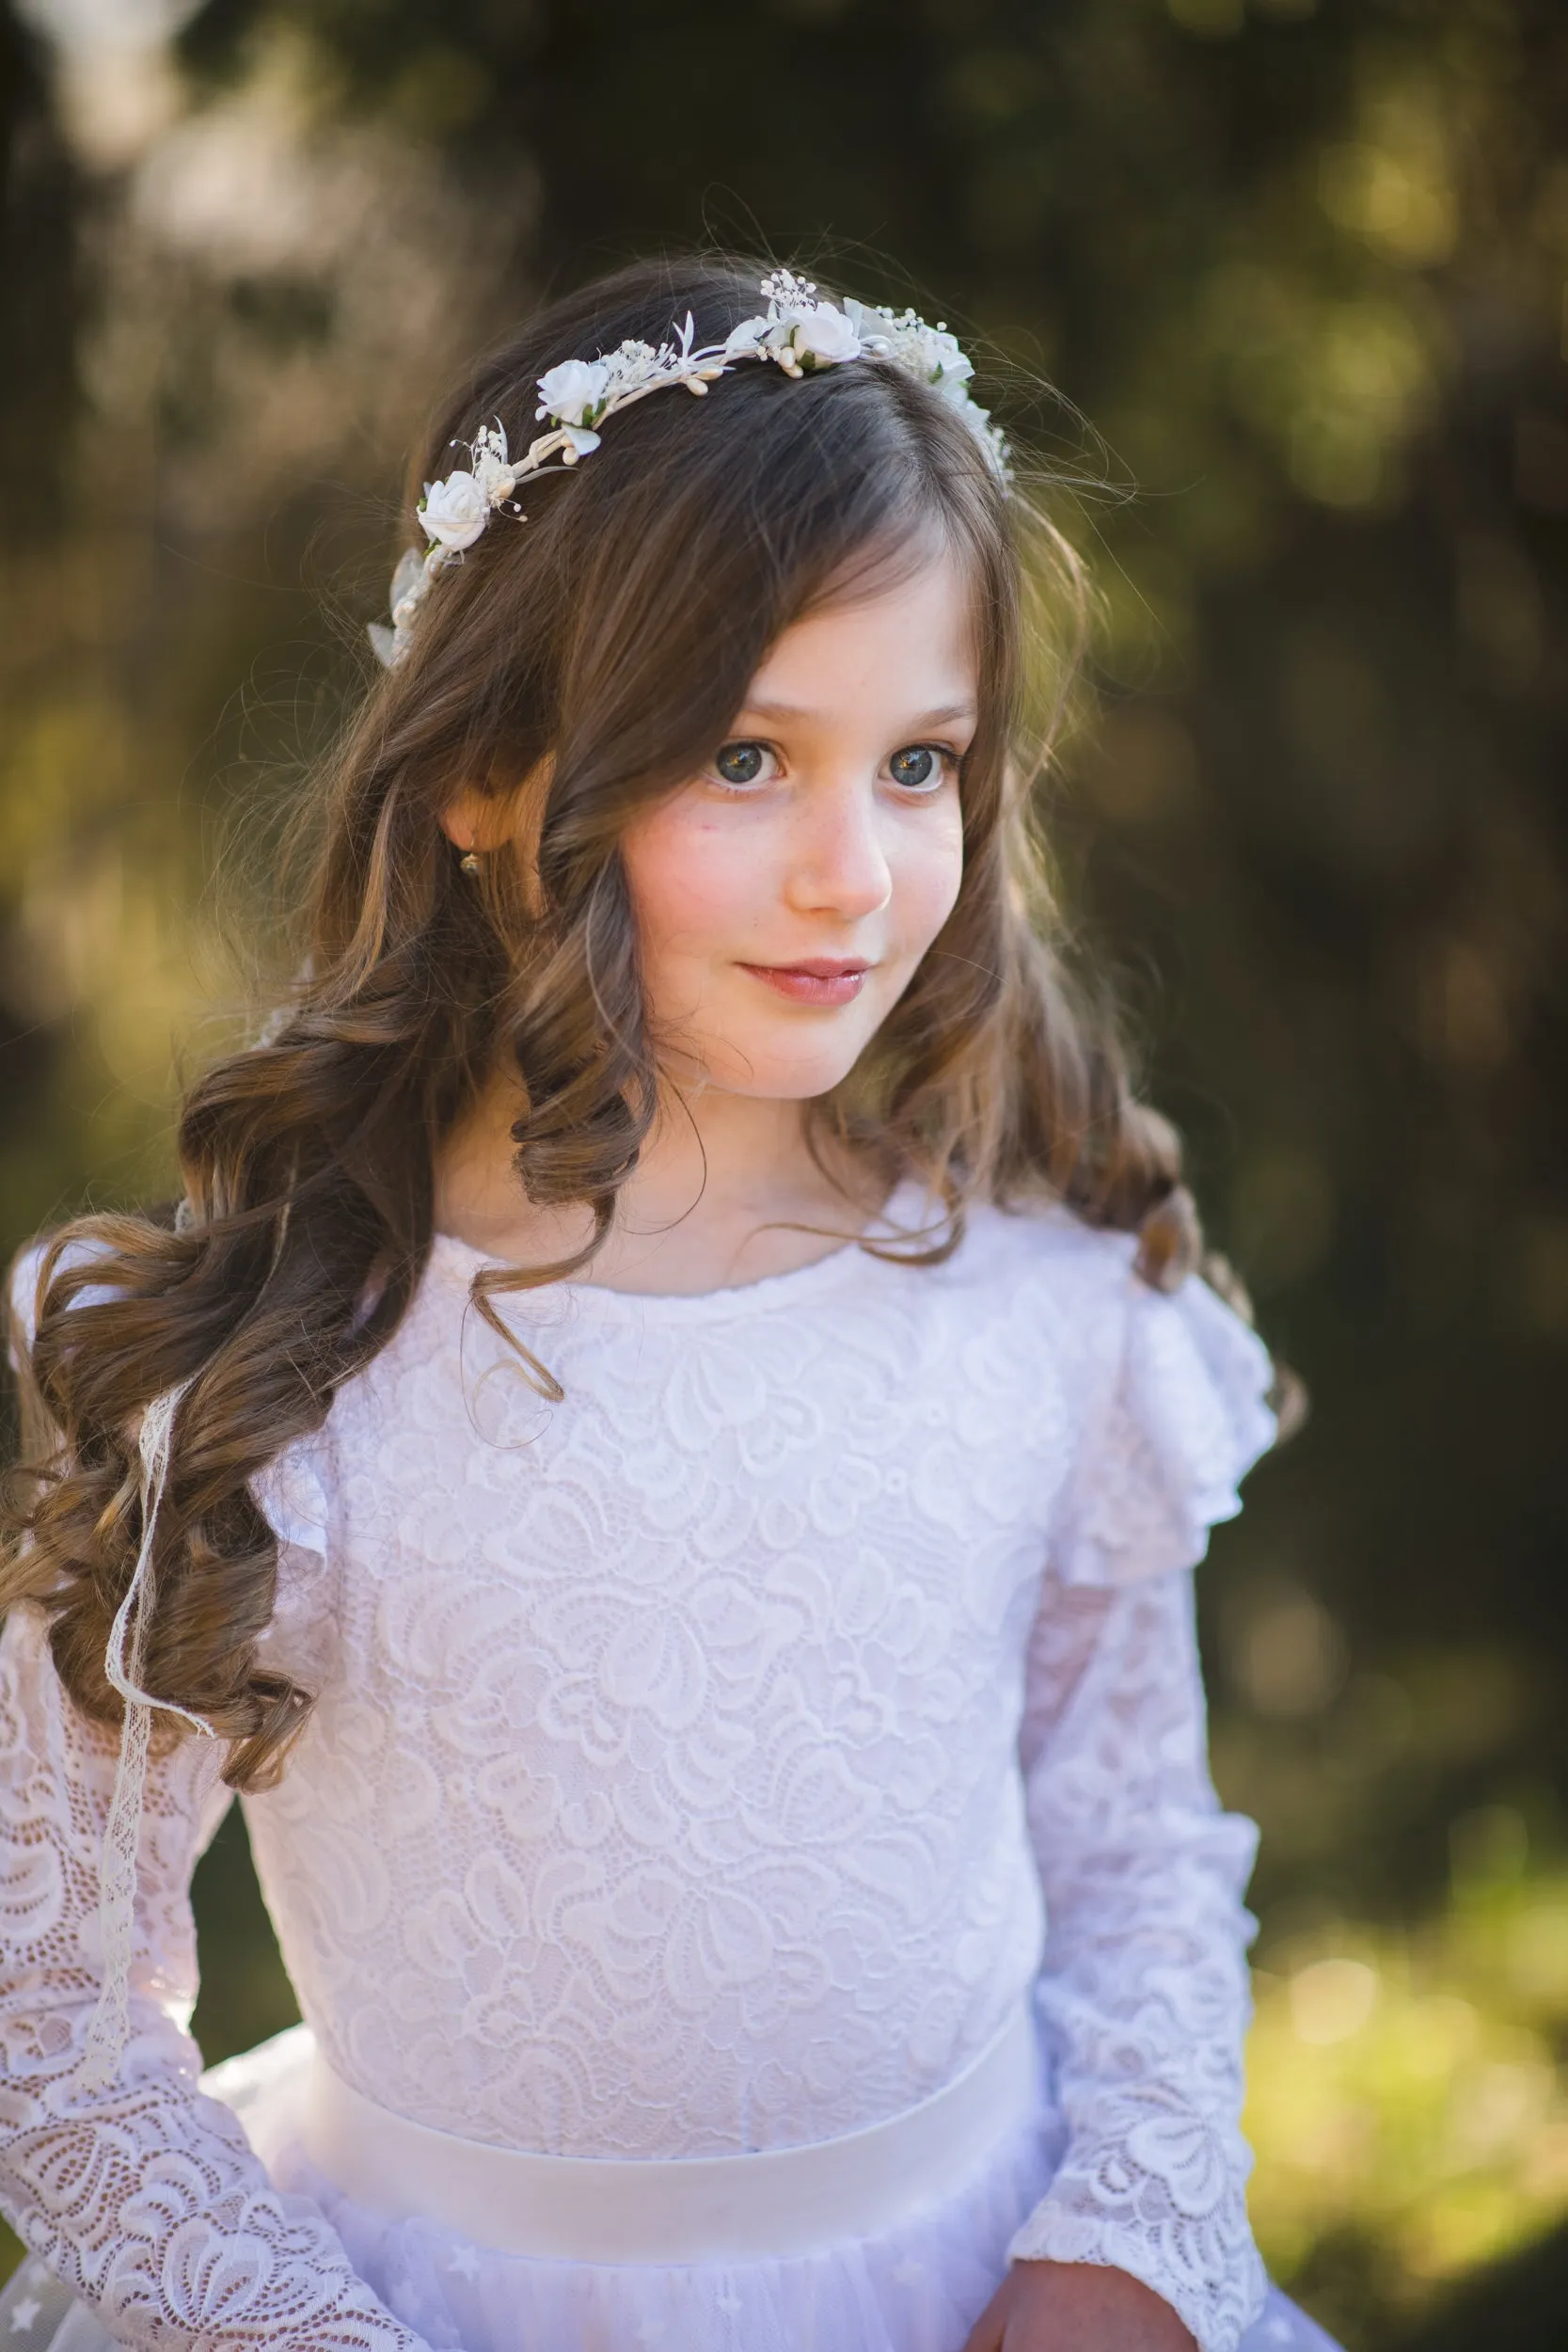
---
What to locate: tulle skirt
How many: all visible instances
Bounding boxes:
[0,2021,1343,2352]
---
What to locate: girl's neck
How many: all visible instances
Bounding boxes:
[432,1074,883,1296]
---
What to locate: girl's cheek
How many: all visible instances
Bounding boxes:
[624,802,772,965]
[893,804,965,956]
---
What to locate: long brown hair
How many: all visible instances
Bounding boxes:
[4,253,1209,1794]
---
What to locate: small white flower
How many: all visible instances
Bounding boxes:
[864,306,974,393]
[787,301,862,367]
[722,314,770,361]
[419,469,489,550]
[923,334,975,395]
[388,545,427,610]
[536,357,611,425]
[561,425,601,457]
[469,421,515,503]
[761,268,817,309]
[601,339,658,399]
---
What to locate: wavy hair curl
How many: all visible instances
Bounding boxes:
[4,254,1221,1794]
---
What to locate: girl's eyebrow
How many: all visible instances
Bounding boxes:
[738,698,979,729]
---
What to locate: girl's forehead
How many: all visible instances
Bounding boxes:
[749,547,981,691]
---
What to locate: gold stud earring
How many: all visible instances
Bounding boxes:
[459,850,482,876]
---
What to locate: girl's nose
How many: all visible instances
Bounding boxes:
[784,780,894,922]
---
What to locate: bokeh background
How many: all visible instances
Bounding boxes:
[3,0,1567,2343]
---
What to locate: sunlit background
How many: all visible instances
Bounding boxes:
[3,1,1566,2344]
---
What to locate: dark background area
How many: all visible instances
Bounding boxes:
[3,1,1567,2343]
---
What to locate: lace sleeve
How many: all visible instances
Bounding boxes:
[1006,1573,1266,2352]
[0,1601,437,2352]
[1,1248,435,2352]
[1005,1269,1277,2352]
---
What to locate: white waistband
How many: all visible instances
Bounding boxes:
[236,2006,1037,2265]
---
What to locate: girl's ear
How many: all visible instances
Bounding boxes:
[440,761,555,912]
[440,760,553,852]
[438,784,502,854]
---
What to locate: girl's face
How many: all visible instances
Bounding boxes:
[619,550,976,1104]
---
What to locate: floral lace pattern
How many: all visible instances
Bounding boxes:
[1,1201,1275,2352]
[1006,1576,1268,2350]
[0,1608,428,2352]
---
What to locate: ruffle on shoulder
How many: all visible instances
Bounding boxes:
[249,1436,338,1679]
[9,1236,333,1565]
[1055,1262,1277,1590]
[6,1234,125,1359]
[7,1239,46,1355]
[250,1436,332,1563]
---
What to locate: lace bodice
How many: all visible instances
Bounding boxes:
[1,1200,1275,2352]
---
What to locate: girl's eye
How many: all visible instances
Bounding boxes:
[709,741,778,788]
[888,744,947,792]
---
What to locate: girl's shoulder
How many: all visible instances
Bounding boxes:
[930,1191,1165,1343]
[952,1198,1280,1586]
[954,1191,1143,1289]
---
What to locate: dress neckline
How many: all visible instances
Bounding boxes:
[427,1178,942,1327]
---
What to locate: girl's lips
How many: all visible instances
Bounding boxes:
[739,959,870,1007]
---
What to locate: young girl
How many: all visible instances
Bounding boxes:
[0,258,1341,2352]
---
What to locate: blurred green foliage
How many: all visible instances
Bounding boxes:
[3,0,1566,2340]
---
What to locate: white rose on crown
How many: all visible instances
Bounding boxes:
[788,303,862,367]
[420,470,489,551]
[537,358,612,426]
[916,329,974,395]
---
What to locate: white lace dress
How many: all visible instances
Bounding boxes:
[0,1200,1341,2352]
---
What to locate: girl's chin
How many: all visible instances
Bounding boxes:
[649,975,904,1101]
[689,1027,878,1103]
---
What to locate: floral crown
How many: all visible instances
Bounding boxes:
[369,272,1007,669]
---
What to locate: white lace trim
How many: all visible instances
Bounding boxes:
[75,1378,216,2095]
